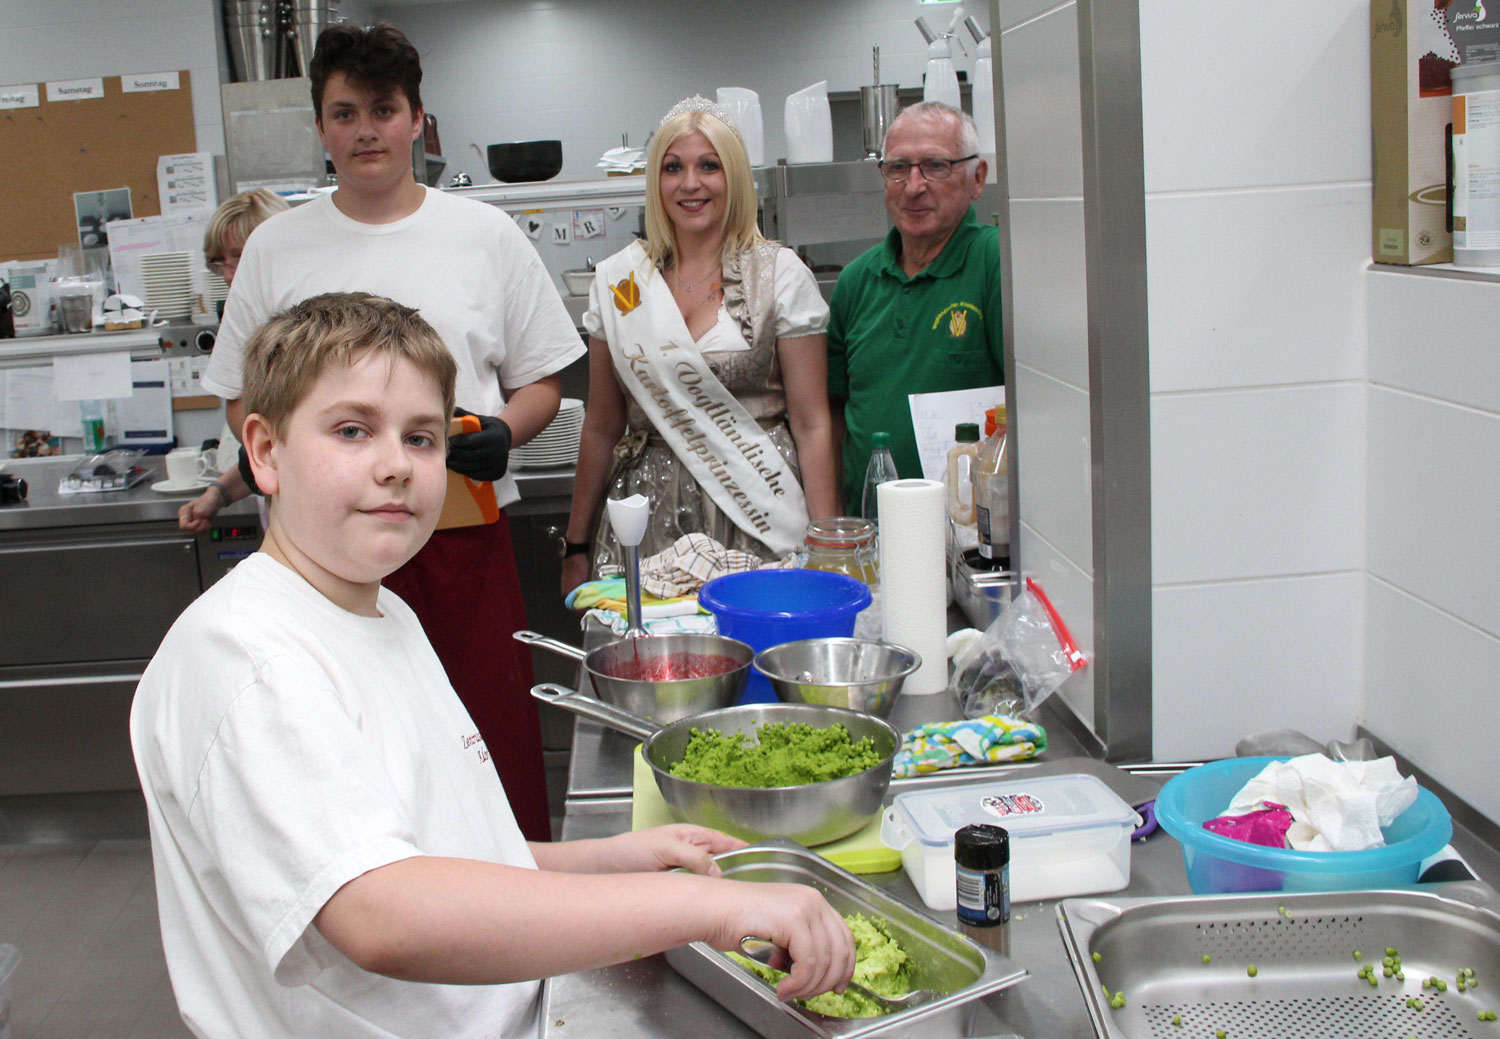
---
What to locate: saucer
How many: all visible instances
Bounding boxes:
[151,479,205,495]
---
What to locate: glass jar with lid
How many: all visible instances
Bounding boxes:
[803,517,879,585]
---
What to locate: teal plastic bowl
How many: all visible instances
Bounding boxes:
[1155,756,1452,894]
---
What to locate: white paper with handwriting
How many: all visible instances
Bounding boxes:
[907,385,1002,480]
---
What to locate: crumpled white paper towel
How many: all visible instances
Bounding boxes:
[1228,753,1418,852]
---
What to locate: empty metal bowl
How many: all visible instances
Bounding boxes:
[487,140,563,183]
[753,638,921,719]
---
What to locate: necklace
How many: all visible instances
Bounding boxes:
[673,261,722,294]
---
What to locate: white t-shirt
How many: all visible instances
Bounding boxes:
[131,553,541,1038]
[204,187,585,508]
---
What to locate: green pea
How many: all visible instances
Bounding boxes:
[1387,946,1399,957]
[1217,1030,1227,1039]
[1384,967,1394,978]
[1354,950,1364,960]
[1202,954,1212,964]
[1171,1014,1182,1026]
[1092,951,1102,963]
[1438,980,1449,992]
[1248,965,1258,977]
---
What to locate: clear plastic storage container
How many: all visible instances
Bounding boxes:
[880,773,1141,910]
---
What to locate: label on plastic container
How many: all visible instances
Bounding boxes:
[1454,87,1500,251]
[979,790,1046,820]
[955,861,1009,926]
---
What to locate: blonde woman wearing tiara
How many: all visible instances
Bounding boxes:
[561,95,839,594]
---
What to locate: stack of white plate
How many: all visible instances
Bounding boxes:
[140,251,195,319]
[511,397,584,470]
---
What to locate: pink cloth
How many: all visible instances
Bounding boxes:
[1204,803,1295,848]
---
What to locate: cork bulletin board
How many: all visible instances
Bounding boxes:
[0,71,196,262]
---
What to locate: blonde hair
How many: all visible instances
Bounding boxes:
[642,109,764,269]
[242,292,457,438]
[203,189,289,261]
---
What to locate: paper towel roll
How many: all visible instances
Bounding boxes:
[878,479,948,695]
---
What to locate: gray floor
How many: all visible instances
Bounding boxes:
[0,791,568,1039]
[0,792,191,1039]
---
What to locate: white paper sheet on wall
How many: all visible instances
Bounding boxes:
[1,368,88,436]
[907,385,1003,480]
[52,351,133,402]
[105,211,209,301]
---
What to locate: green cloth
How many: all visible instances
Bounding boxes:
[827,206,1004,514]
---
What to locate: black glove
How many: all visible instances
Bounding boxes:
[447,407,512,481]
[236,442,262,496]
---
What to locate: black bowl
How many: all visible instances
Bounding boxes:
[487,140,563,183]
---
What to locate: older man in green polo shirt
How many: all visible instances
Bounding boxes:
[827,101,1003,514]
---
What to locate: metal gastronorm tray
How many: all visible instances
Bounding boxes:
[664,841,1028,1039]
[1056,882,1500,1039]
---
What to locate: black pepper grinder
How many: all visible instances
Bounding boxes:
[954,823,1010,955]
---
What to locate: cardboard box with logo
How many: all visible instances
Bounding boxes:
[1371,0,1500,265]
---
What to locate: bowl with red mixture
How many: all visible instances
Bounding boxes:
[515,629,752,724]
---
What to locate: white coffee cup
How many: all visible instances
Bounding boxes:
[165,446,211,486]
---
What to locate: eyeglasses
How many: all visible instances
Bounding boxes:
[206,257,238,278]
[877,155,979,182]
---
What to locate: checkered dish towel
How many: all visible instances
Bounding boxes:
[893,715,1048,778]
[638,532,797,599]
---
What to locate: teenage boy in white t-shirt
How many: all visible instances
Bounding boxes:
[132,293,855,1039]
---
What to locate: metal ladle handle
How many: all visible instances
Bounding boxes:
[529,682,660,741]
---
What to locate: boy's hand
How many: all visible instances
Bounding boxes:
[448,407,512,481]
[600,824,745,875]
[711,882,856,1002]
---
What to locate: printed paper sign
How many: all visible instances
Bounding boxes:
[522,214,545,240]
[0,84,39,110]
[47,78,105,102]
[908,385,1002,480]
[552,221,573,245]
[122,71,180,93]
[574,209,606,239]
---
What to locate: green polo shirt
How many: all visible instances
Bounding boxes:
[827,206,1003,514]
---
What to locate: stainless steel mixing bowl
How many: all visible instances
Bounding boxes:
[531,685,899,847]
[752,638,921,719]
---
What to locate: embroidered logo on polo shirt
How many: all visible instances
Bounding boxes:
[932,302,982,337]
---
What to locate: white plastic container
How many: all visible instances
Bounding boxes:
[880,773,1141,910]
[0,944,19,1039]
[1452,60,1500,266]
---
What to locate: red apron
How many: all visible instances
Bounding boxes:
[382,516,551,842]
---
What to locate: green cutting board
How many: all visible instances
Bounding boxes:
[630,745,902,874]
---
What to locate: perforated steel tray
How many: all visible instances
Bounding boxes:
[665,841,1028,1038]
[1057,883,1500,1039]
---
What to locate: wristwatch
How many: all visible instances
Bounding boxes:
[556,535,590,559]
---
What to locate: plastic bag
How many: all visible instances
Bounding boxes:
[951,577,1086,718]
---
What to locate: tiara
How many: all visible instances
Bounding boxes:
[660,95,739,134]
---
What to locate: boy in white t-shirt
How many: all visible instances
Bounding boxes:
[131,292,855,1039]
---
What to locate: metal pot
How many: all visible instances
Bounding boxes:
[531,684,899,846]
[514,629,750,724]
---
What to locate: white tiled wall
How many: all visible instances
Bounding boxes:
[0,0,225,154]
[995,1,1096,730]
[1140,0,1371,758]
[373,0,991,184]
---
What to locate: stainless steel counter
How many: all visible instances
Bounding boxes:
[0,455,575,530]
[547,690,1500,1039]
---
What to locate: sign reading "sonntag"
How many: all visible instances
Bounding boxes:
[46,77,105,101]
[122,71,180,93]
[0,84,39,109]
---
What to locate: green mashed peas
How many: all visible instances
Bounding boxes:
[670,722,883,787]
[728,913,917,1018]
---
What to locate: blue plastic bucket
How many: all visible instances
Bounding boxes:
[1155,756,1452,894]
[698,570,872,704]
